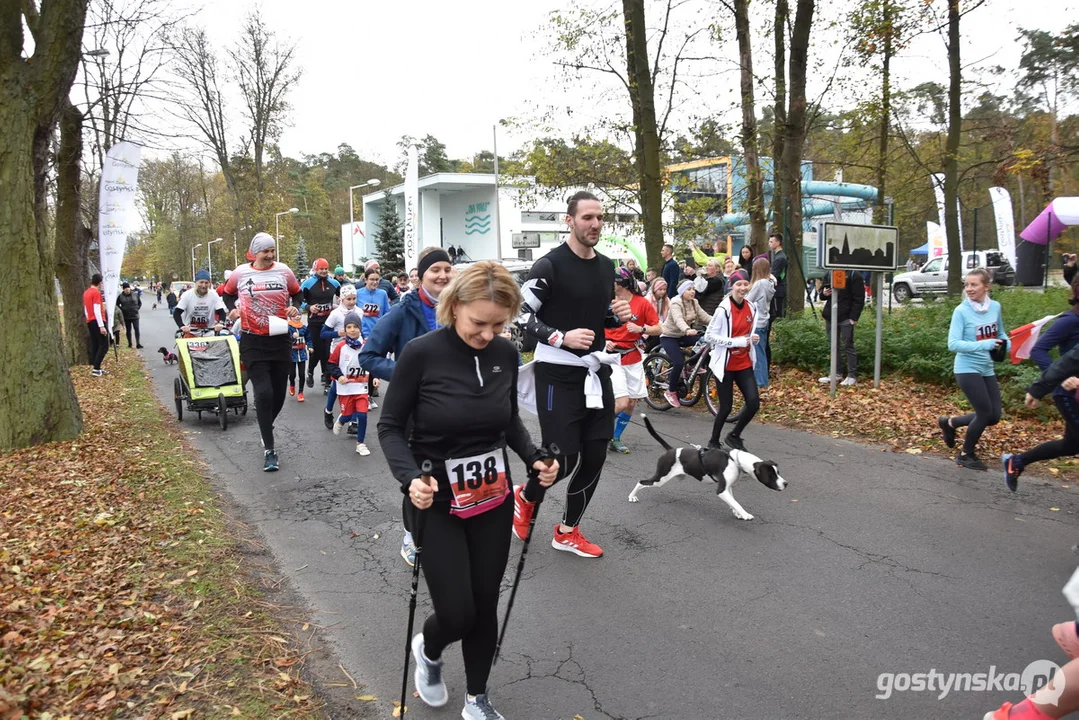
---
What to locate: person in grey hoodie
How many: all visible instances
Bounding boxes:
[116,282,143,348]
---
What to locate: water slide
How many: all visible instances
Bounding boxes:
[711,180,880,230]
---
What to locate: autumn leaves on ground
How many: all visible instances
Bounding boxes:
[2,354,1075,720]
[0,353,323,719]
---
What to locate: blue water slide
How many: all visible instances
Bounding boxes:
[711,180,880,229]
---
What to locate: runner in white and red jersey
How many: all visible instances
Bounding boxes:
[222,232,303,472]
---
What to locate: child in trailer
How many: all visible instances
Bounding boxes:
[288,318,311,402]
[328,312,376,455]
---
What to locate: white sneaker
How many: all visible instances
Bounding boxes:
[332,418,344,436]
[368,399,378,410]
[461,693,505,720]
[818,376,833,384]
[355,443,370,456]
[411,634,448,707]
[840,376,857,386]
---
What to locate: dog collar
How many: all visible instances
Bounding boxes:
[698,446,709,464]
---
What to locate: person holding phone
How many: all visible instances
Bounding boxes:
[1064,253,1077,285]
[938,268,1009,471]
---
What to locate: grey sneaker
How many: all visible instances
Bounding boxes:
[461,694,504,720]
[608,437,630,454]
[411,634,448,707]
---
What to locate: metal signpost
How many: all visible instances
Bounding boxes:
[818,221,900,397]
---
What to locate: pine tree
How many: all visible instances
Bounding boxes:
[375,195,405,273]
[293,236,309,274]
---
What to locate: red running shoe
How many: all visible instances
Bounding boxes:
[297,392,305,403]
[512,485,534,540]
[289,384,296,396]
[552,525,603,558]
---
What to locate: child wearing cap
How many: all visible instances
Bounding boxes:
[327,311,376,455]
[287,319,310,402]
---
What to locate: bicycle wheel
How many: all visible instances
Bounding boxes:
[643,352,674,411]
[678,353,706,407]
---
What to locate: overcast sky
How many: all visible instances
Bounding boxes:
[186,0,1072,167]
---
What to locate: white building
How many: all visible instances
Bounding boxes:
[341,173,670,272]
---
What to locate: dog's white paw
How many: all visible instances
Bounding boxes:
[628,494,639,503]
[733,510,754,521]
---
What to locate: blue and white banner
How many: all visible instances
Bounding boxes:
[98,141,142,333]
[988,187,1017,270]
[930,173,964,252]
[403,145,419,272]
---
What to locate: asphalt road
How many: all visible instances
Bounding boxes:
[135,306,1079,719]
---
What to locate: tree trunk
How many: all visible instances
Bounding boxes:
[769,0,789,228]
[0,95,84,448]
[622,1,649,267]
[943,0,963,294]
[622,0,665,273]
[56,101,91,365]
[873,0,893,226]
[734,0,766,250]
[779,0,814,315]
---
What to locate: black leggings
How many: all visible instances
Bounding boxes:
[660,336,696,393]
[709,367,760,444]
[952,373,1002,454]
[419,497,512,696]
[247,359,291,451]
[308,322,328,380]
[86,321,108,370]
[1019,395,1079,467]
[288,360,307,387]
[123,317,141,347]
[522,438,607,528]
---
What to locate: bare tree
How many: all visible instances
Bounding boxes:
[1,0,88,448]
[230,9,301,198]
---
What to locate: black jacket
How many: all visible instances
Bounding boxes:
[116,291,141,320]
[1029,345,1079,400]
[821,272,865,323]
[695,275,726,315]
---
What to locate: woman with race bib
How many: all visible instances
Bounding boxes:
[378,262,558,720]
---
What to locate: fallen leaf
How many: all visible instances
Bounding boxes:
[1051,507,1061,511]
[171,710,194,720]
[355,694,378,701]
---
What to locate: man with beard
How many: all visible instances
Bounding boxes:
[174,270,227,334]
[513,191,631,559]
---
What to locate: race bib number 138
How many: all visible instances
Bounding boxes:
[445,450,509,519]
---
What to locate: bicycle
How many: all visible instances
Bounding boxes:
[643,339,742,419]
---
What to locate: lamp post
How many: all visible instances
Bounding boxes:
[349,179,381,269]
[190,243,203,279]
[207,237,224,281]
[275,208,299,262]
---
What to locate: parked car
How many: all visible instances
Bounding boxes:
[454,259,537,352]
[891,251,1015,302]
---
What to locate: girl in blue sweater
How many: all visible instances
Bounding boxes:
[1002,278,1079,490]
[938,269,1009,471]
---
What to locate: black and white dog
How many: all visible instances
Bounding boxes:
[628,415,787,520]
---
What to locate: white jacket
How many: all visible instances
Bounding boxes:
[704,296,758,382]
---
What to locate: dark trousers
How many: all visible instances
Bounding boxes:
[87,321,108,370]
[288,360,307,387]
[660,335,697,394]
[420,497,512,696]
[824,319,857,378]
[247,359,291,451]
[123,317,141,347]
[1020,395,1079,467]
[952,373,1002,455]
[308,321,328,380]
[709,367,760,444]
[523,438,607,528]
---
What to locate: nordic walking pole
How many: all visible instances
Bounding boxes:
[493,443,560,665]
[399,459,433,718]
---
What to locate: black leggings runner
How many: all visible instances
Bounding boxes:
[952,373,1002,455]
[522,438,606,528]
[709,367,760,445]
[419,497,512,696]
[308,321,328,380]
[247,359,291,451]
[288,360,307,388]
[1019,395,1079,467]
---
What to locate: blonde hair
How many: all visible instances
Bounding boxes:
[436,261,522,327]
[750,257,771,284]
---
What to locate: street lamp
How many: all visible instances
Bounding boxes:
[275,208,299,263]
[348,179,381,271]
[190,243,203,279]
[207,237,224,281]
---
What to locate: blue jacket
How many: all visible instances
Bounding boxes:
[948,298,1008,376]
[663,258,681,298]
[359,289,433,381]
[355,286,390,339]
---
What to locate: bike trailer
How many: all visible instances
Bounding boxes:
[175,335,244,401]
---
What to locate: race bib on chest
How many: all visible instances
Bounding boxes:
[975,322,998,341]
[362,302,380,318]
[445,449,509,519]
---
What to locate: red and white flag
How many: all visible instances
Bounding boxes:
[1009,314,1059,364]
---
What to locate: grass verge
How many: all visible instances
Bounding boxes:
[0,351,323,719]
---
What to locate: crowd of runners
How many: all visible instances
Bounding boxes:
[79,191,1079,719]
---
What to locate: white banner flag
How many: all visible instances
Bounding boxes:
[98,142,142,333]
[988,187,1017,269]
[403,145,420,272]
[930,173,964,252]
[927,221,946,258]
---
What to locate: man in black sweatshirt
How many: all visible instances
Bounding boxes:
[514,191,631,559]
